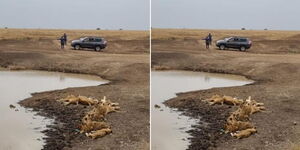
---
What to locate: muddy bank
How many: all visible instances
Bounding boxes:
[0,31,149,150]
[165,97,232,150]
[152,29,300,150]
[0,70,105,150]
[21,94,87,150]
[151,70,251,150]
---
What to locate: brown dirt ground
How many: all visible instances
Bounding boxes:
[152,29,300,150]
[0,29,149,150]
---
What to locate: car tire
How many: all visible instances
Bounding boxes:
[95,46,101,52]
[74,45,80,50]
[240,46,246,51]
[220,45,225,50]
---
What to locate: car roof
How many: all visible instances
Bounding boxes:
[91,36,103,38]
[232,36,248,39]
[82,36,103,39]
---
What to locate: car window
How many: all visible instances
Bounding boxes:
[95,38,102,42]
[225,37,231,41]
[88,38,95,42]
[227,38,234,42]
[83,38,89,42]
[240,38,247,42]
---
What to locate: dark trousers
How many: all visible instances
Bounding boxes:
[206,42,209,49]
[61,43,65,49]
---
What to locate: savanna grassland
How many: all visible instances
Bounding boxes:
[0,28,149,53]
[152,28,300,54]
[152,28,300,150]
[0,28,149,150]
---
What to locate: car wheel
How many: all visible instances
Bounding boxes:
[240,46,246,51]
[95,46,101,52]
[220,45,225,50]
[74,45,80,50]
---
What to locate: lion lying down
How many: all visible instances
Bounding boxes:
[231,128,257,139]
[80,117,110,133]
[83,99,120,121]
[225,116,254,133]
[205,95,243,106]
[86,128,112,139]
[58,95,98,106]
[231,96,265,121]
[224,96,265,139]
[79,96,120,139]
[58,95,119,139]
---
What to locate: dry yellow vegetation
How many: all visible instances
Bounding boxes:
[0,28,149,41]
[291,144,300,150]
[152,28,300,54]
[0,28,149,53]
[152,28,300,41]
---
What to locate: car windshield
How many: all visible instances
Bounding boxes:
[225,37,232,41]
[80,37,87,41]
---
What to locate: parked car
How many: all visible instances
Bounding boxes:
[71,37,107,51]
[216,37,252,51]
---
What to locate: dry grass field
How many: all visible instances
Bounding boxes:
[0,28,149,40]
[152,28,300,54]
[0,28,149,54]
[152,28,300,40]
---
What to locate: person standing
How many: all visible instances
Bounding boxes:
[63,33,67,45]
[205,37,210,49]
[203,36,210,49]
[202,33,213,49]
[208,33,212,45]
[58,36,65,49]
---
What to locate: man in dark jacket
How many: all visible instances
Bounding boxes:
[202,33,213,49]
[208,33,212,45]
[203,36,210,49]
[58,36,65,49]
[205,37,210,49]
[63,33,67,45]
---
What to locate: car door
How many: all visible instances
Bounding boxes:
[95,38,102,47]
[231,38,240,48]
[226,38,236,48]
[87,38,96,48]
[83,37,96,48]
[89,38,99,48]
[81,38,90,48]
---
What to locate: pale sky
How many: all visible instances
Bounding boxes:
[152,0,300,30]
[0,0,149,30]
[1,0,299,30]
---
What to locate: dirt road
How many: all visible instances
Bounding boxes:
[0,29,149,150]
[152,29,300,150]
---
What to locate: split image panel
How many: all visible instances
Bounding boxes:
[1,0,300,150]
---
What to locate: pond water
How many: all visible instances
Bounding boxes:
[0,70,108,150]
[151,70,253,150]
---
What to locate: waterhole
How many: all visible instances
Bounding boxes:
[151,70,253,150]
[0,70,108,150]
